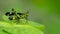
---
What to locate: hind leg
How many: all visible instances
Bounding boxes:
[25,16,28,24]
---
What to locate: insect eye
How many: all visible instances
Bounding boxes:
[5,12,10,16]
[9,16,13,20]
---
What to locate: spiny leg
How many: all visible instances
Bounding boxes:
[15,16,20,24]
[25,10,29,24]
[25,16,28,24]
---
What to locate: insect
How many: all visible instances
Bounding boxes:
[5,8,29,24]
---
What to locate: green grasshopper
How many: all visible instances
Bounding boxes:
[5,8,29,24]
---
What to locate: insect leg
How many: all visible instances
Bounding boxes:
[25,16,28,24]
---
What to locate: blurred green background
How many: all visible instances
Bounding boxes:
[0,0,60,34]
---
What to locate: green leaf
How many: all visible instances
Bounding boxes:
[0,15,45,34]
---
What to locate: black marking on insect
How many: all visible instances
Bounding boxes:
[5,8,29,24]
[9,16,13,20]
[5,8,15,16]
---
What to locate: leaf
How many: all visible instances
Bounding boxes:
[0,15,45,34]
[0,21,45,34]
